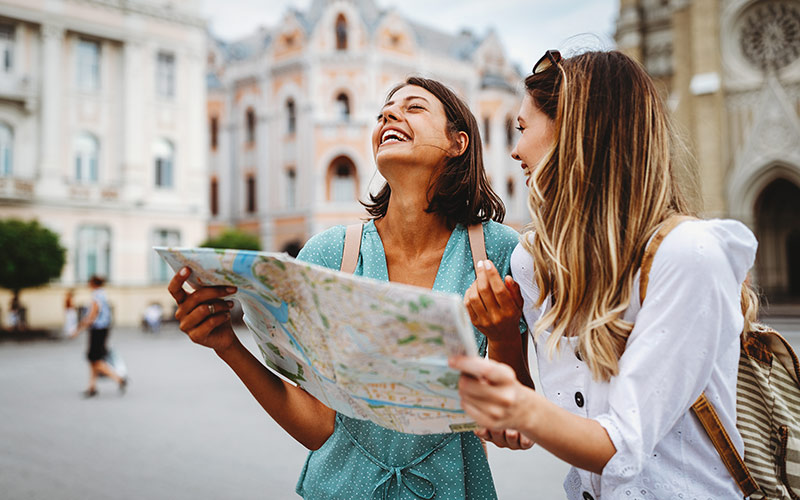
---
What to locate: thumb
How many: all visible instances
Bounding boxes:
[504,275,523,309]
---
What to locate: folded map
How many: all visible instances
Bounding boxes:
[155,247,479,435]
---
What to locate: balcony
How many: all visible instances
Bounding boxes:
[0,176,34,201]
[0,73,38,112]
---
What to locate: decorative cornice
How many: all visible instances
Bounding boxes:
[71,0,206,29]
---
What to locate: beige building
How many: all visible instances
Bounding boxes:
[206,0,526,256]
[616,0,800,307]
[0,0,208,327]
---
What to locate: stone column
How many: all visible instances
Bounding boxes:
[37,24,65,197]
[121,39,146,203]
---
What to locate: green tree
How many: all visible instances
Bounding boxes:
[0,218,66,306]
[200,228,261,251]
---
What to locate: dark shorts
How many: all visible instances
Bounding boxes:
[87,328,109,362]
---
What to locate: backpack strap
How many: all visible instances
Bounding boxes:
[341,224,363,274]
[639,215,758,498]
[467,223,487,270]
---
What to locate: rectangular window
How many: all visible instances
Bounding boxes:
[210,116,218,150]
[156,51,175,99]
[155,157,173,188]
[152,229,180,282]
[286,169,296,209]
[0,24,14,73]
[246,175,256,213]
[77,39,100,92]
[76,225,111,282]
[210,178,218,216]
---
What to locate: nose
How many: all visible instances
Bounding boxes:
[511,149,520,161]
[380,105,400,122]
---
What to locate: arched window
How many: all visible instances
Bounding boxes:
[210,116,218,150]
[336,93,350,121]
[0,122,12,176]
[74,132,99,183]
[154,138,174,188]
[327,156,357,202]
[286,99,296,134]
[245,107,256,144]
[755,177,800,300]
[335,14,348,50]
[506,116,515,148]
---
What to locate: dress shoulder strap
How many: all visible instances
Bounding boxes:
[467,224,486,270]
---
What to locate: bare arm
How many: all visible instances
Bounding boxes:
[70,300,98,337]
[451,355,616,474]
[168,267,335,450]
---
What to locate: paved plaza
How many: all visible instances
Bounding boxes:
[1,319,798,500]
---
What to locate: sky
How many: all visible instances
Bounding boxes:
[199,0,619,70]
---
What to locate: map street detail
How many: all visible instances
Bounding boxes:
[155,247,479,435]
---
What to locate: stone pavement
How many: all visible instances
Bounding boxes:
[1,320,798,500]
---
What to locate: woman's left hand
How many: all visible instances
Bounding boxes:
[449,354,536,433]
[464,260,523,343]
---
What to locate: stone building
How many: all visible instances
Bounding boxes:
[0,0,207,327]
[206,0,525,256]
[616,0,800,307]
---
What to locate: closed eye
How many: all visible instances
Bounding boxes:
[516,126,524,133]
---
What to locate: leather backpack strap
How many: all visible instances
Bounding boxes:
[691,395,759,497]
[467,224,487,269]
[638,215,758,498]
[341,224,363,274]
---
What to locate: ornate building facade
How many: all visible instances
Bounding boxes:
[206,0,525,256]
[617,0,800,307]
[0,0,207,326]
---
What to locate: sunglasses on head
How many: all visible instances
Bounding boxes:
[532,49,562,74]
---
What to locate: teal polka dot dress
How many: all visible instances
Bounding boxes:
[294,220,521,500]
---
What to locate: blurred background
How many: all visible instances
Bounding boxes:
[1,0,799,498]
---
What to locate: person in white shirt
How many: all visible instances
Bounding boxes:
[449,49,760,499]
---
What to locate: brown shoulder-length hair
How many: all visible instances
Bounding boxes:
[362,76,505,227]
[521,50,759,381]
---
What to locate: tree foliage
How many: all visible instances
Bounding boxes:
[200,228,261,251]
[0,219,66,294]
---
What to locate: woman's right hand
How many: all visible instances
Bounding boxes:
[464,260,523,343]
[168,267,238,353]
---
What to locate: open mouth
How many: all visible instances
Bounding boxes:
[380,129,411,145]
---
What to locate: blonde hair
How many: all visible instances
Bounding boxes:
[521,51,758,381]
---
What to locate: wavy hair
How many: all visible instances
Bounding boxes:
[521,51,758,381]
[362,76,505,227]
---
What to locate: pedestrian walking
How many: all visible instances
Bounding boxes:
[63,289,78,339]
[70,275,127,397]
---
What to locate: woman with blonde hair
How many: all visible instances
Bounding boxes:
[451,50,759,499]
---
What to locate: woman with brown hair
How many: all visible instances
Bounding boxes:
[451,50,759,498]
[167,77,522,499]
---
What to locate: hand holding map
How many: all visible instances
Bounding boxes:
[155,247,479,435]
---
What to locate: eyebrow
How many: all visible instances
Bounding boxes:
[382,95,430,109]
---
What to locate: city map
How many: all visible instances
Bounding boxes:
[155,247,479,435]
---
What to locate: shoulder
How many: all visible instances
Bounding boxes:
[296,225,347,269]
[652,219,757,285]
[481,221,521,261]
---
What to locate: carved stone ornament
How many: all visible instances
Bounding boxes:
[740,1,800,71]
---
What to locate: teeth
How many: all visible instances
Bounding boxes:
[381,129,410,144]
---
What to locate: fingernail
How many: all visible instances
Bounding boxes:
[226,300,234,307]
[180,267,189,276]
[477,260,484,269]
[227,287,237,293]
[485,260,493,270]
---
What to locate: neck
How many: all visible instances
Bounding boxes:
[375,185,451,256]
